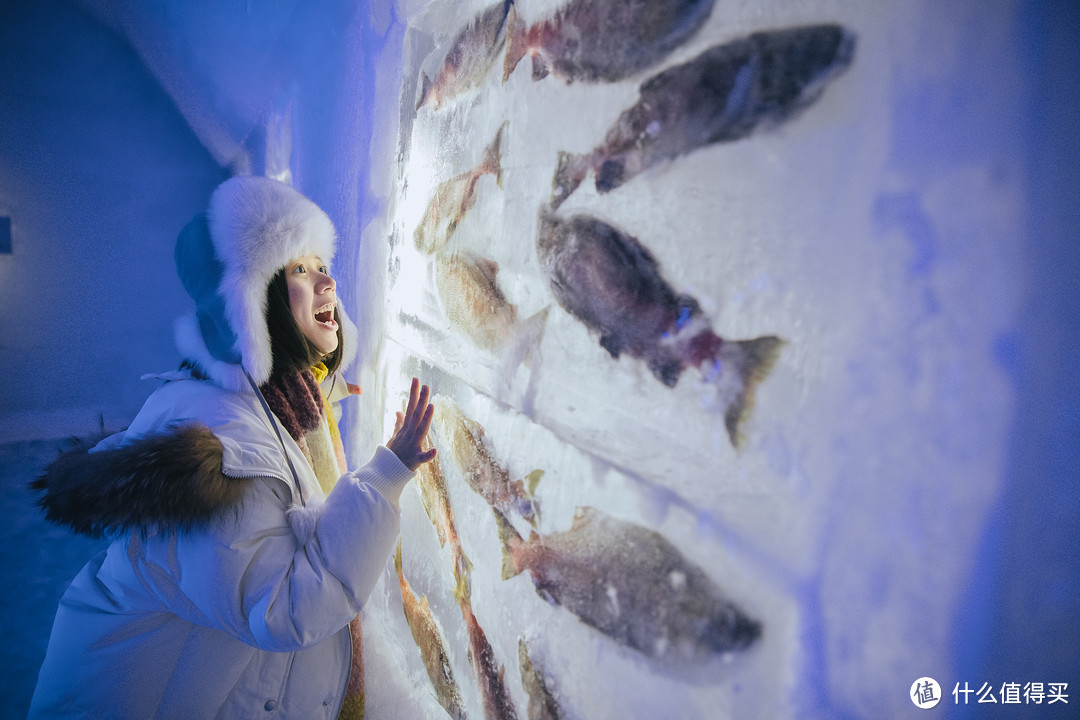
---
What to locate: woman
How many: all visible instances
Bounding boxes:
[29,176,433,719]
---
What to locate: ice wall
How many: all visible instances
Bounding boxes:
[353,1,1073,718]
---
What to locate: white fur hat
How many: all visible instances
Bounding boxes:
[174,176,357,391]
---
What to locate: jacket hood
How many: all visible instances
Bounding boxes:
[32,423,249,537]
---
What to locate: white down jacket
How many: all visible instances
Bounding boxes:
[28,372,412,719]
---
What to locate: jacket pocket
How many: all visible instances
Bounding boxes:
[260,651,296,714]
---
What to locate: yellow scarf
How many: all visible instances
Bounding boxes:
[310,363,365,719]
[310,363,348,485]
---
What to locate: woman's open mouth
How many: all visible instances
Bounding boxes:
[314,303,338,329]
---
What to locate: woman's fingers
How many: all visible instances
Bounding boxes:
[387,379,437,471]
[417,400,434,438]
[401,379,432,431]
[403,377,420,421]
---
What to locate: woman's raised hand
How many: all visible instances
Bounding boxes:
[386,378,437,471]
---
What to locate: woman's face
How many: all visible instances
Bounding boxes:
[286,254,339,355]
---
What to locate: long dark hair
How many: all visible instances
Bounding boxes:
[264,268,344,377]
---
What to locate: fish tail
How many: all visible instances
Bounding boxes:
[550,152,588,209]
[502,3,526,82]
[509,306,550,369]
[481,122,507,188]
[723,336,784,446]
[492,306,549,391]
[492,507,524,580]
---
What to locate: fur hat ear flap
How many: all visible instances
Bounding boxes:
[207,176,338,386]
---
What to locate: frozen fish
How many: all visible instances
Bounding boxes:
[502,0,714,84]
[551,24,855,206]
[537,211,782,445]
[435,251,518,350]
[434,397,538,525]
[415,448,473,601]
[433,246,550,374]
[495,507,761,672]
[518,638,565,720]
[415,124,505,255]
[395,543,468,720]
[459,596,520,720]
[418,0,514,110]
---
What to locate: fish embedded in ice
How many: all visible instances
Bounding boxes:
[395,543,469,720]
[415,124,505,255]
[415,448,473,601]
[434,249,550,364]
[496,507,761,672]
[502,0,714,84]
[518,638,566,720]
[435,251,519,350]
[418,0,514,110]
[536,211,782,446]
[459,595,520,720]
[434,397,538,525]
[551,23,856,207]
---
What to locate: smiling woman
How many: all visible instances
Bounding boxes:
[28,176,437,719]
[286,255,341,354]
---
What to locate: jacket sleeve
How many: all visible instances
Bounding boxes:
[128,446,413,652]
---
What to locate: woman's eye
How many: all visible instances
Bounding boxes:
[293,264,306,274]
[319,266,329,275]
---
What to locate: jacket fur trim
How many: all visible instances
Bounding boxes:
[32,423,248,538]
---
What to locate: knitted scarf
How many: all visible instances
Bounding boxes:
[259,364,365,719]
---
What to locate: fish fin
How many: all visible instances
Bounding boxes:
[452,546,473,605]
[482,122,507,189]
[492,507,524,580]
[394,540,403,572]
[530,51,550,81]
[502,4,526,82]
[724,336,784,447]
[550,151,588,210]
[452,556,472,605]
[524,469,544,496]
[570,505,596,531]
[598,333,623,359]
[647,354,683,387]
[417,71,433,111]
[595,157,626,194]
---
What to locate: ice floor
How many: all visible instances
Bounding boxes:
[0,439,108,719]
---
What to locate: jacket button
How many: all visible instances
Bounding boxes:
[264,700,278,711]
